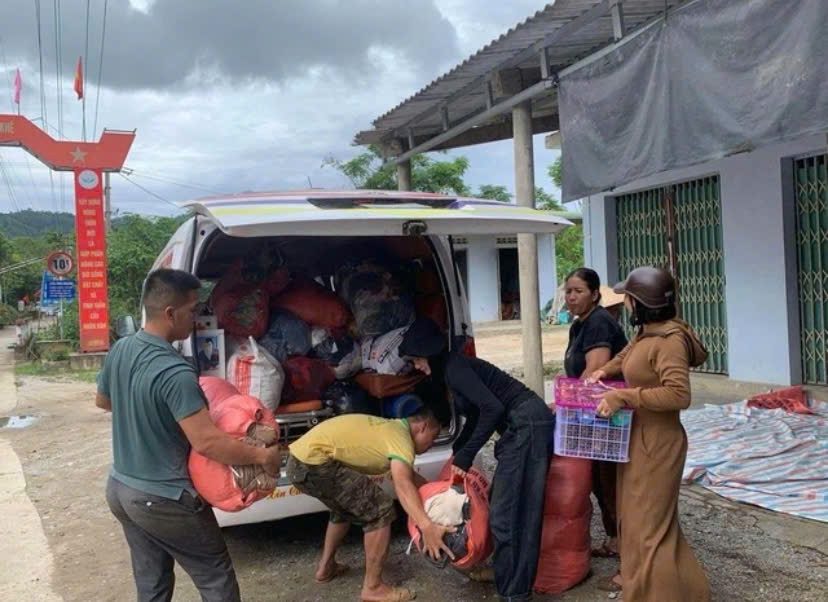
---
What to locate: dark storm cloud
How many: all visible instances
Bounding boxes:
[0,0,460,90]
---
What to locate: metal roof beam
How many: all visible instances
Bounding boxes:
[386,0,610,139]
[393,79,555,164]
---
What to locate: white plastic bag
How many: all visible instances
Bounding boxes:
[360,326,412,375]
[227,337,284,412]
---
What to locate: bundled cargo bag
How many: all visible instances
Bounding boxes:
[189,377,280,512]
[407,457,493,571]
[337,260,415,336]
[533,455,593,594]
[310,327,362,379]
[227,337,284,413]
[271,277,351,330]
[361,326,413,376]
[353,371,425,398]
[322,381,379,415]
[259,310,312,361]
[281,356,335,402]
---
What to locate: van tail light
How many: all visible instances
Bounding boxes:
[461,336,476,357]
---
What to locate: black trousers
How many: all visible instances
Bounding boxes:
[489,396,554,601]
[106,476,241,602]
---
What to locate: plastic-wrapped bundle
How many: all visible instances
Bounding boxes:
[321,381,379,415]
[361,326,412,376]
[258,310,311,362]
[271,277,351,330]
[408,458,492,571]
[533,455,593,594]
[281,356,335,402]
[226,337,284,413]
[310,327,362,380]
[337,260,415,337]
[189,377,279,512]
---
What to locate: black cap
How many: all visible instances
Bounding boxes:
[399,317,446,358]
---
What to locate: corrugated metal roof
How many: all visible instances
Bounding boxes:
[356,0,685,148]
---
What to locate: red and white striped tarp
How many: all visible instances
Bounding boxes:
[681,400,828,523]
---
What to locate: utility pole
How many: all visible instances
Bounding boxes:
[104,172,112,232]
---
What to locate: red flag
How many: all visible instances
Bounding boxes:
[12,68,21,105]
[74,56,83,100]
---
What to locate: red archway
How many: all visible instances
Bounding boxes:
[0,114,135,352]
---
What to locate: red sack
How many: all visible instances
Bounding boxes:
[534,456,593,594]
[747,385,813,414]
[271,278,351,330]
[407,457,493,571]
[281,356,335,402]
[213,284,269,338]
[189,377,279,512]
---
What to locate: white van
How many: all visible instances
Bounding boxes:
[149,190,570,527]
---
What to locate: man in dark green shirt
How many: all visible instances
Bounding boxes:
[98,269,280,602]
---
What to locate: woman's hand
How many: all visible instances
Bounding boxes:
[596,390,624,417]
[450,464,467,480]
[586,369,607,384]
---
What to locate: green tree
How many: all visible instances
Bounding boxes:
[105,214,185,320]
[548,156,562,189]
[476,185,511,202]
[535,187,562,211]
[323,146,471,195]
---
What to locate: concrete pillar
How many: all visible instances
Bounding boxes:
[466,236,500,322]
[513,102,543,395]
[537,233,557,315]
[397,160,412,191]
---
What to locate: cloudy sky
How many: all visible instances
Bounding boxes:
[0,0,561,217]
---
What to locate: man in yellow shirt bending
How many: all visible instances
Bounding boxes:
[288,408,453,602]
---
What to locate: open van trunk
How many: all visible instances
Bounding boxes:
[176,190,572,526]
[194,232,460,448]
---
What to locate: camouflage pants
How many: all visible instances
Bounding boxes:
[287,456,396,532]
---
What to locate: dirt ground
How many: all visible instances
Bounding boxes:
[2,329,827,601]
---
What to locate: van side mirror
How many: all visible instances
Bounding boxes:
[115,315,138,339]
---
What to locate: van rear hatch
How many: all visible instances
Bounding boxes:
[181,190,572,237]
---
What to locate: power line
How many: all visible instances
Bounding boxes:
[54,0,67,214]
[83,0,90,141]
[119,173,182,211]
[123,168,221,194]
[92,0,108,140]
[34,0,59,217]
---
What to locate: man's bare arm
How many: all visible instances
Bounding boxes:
[178,408,281,475]
[95,392,112,412]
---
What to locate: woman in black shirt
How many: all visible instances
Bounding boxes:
[563,268,627,587]
[399,317,553,602]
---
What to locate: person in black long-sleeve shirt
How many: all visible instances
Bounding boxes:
[400,317,554,602]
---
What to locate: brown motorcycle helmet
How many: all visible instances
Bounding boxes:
[613,266,676,309]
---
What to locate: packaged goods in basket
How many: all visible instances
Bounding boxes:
[552,376,632,462]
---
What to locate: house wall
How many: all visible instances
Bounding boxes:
[464,233,560,323]
[582,134,825,385]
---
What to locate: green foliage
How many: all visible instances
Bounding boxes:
[476,185,511,202]
[323,146,471,195]
[0,210,74,238]
[0,303,17,326]
[535,187,562,211]
[14,360,98,382]
[106,214,183,319]
[555,224,585,282]
[548,156,562,189]
[42,348,70,362]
